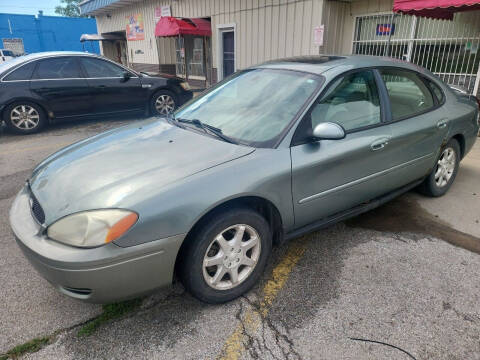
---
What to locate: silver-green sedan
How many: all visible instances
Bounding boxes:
[10,56,479,304]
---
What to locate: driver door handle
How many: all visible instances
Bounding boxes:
[371,138,390,151]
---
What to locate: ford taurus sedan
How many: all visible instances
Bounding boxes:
[0,51,193,134]
[10,56,479,304]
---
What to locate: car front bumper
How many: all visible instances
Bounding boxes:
[10,187,185,303]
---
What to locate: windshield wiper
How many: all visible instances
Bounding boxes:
[164,113,186,129]
[176,118,238,144]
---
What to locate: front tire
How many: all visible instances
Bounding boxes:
[179,208,272,304]
[419,138,460,197]
[4,102,46,134]
[151,90,177,116]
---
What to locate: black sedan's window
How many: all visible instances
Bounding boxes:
[80,58,125,78]
[3,61,36,81]
[32,57,82,79]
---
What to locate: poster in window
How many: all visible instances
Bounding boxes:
[126,14,145,41]
[376,23,395,36]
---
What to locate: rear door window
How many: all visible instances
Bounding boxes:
[380,69,435,121]
[32,57,83,79]
[3,61,36,81]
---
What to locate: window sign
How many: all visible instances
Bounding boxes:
[376,23,395,36]
[313,25,324,46]
[155,6,171,23]
[2,38,24,55]
[126,14,145,41]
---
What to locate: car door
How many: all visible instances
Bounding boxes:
[29,56,93,118]
[79,57,145,114]
[378,68,449,187]
[290,69,399,228]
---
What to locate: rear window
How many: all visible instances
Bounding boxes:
[426,80,444,104]
[3,61,36,81]
[2,50,14,57]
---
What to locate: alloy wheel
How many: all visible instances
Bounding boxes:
[10,105,40,130]
[202,224,261,290]
[435,147,456,187]
[155,95,175,115]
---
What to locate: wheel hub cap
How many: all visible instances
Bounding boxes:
[434,147,455,188]
[202,224,261,290]
[10,105,40,130]
[155,95,175,115]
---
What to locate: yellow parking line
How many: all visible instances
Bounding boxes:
[1,142,72,155]
[218,238,308,360]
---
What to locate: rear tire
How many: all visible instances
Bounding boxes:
[419,138,460,197]
[178,208,272,304]
[150,90,177,116]
[4,101,46,134]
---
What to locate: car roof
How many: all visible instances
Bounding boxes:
[16,51,99,61]
[256,55,433,77]
[0,51,104,76]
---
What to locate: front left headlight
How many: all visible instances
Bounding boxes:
[47,209,138,248]
[180,82,190,90]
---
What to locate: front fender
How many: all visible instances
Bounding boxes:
[114,148,294,247]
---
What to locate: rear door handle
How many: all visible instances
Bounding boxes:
[437,120,448,129]
[370,138,390,151]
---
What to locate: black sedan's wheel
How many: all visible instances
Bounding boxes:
[419,138,460,197]
[151,90,177,115]
[4,102,46,134]
[179,208,272,304]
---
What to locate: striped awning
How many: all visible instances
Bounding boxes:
[394,0,480,19]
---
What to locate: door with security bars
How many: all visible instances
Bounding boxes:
[352,12,480,96]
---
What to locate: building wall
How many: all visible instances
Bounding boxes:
[95,0,326,76]
[0,13,99,54]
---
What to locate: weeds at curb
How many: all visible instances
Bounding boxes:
[77,298,142,337]
[0,336,51,359]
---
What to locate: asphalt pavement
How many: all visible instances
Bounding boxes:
[1,117,479,360]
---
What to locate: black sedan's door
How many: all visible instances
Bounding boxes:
[29,56,93,118]
[79,57,146,114]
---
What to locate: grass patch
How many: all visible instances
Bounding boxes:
[77,298,142,337]
[0,336,50,359]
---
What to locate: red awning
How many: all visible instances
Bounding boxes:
[155,17,212,37]
[394,0,480,19]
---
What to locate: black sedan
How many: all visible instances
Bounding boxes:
[0,51,193,134]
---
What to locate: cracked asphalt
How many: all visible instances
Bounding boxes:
[1,117,480,360]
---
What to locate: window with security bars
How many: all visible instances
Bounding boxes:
[352,12,480,96]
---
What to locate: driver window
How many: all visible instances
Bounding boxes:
[310,70,381,132]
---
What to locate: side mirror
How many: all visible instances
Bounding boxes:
[121,71,132,82]
[312,122,345,140]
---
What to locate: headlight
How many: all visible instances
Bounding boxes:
[47,210,138,248]
[180,82,190,90]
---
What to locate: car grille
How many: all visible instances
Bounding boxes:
[30,191,45,224]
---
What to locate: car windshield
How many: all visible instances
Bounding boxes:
[174,68,322,147]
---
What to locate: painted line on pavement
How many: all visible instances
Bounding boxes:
[218,238,308,360]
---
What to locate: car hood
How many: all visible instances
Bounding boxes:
[29,118,255,224]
